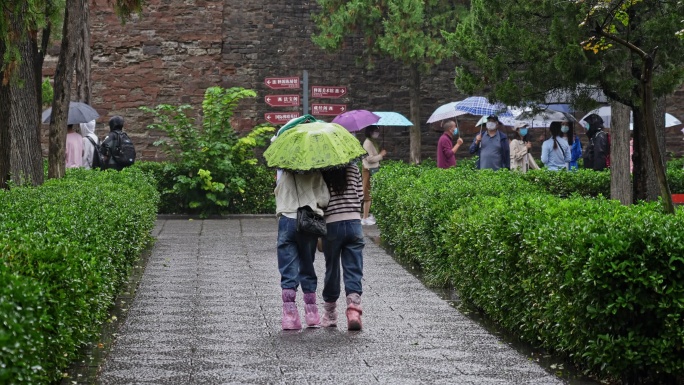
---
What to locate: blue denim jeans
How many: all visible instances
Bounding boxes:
[277,216,319,293]
[322,219,364,302]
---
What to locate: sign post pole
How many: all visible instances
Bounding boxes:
[303,70,309,115]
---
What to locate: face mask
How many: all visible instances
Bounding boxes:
[519,128,528,136]
[453,128,458,136]
[486,122,497,130]
[372,132,380,139]
[582,121,590,129]
[561,126,569,133]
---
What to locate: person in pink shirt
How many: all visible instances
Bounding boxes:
[65,125,84,168]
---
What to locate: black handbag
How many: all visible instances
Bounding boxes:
[296,205,327,236]
[293,174,327,236]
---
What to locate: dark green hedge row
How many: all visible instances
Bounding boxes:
[133,161,275,215]
[373,162,684,383]
[0,168,159,383]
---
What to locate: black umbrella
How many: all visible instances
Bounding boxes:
[42,101,100,125]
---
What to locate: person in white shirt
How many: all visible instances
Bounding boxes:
[274,170,330,330]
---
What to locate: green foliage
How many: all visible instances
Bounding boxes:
[140,87,275,216]
[522,169,610,197]
[0,167,159,383]
[373,161,684,382]
[312,0,464,70]
[447,0,684,107]
[41,77,53,107]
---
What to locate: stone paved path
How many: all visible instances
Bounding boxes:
[97,218,566,384]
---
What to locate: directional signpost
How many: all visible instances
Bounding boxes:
[311,86,347,98]
[265,112,300,125]
[311,103,346,116]
[265,95,300,107]
[265,77,300,90]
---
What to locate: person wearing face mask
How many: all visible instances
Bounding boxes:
[541,123,571,171]
[437,120,464,168]
[560,119,583,170]
[510,123,536,172]
[469,115,510,170]
[581,113,608,171]
[361,125,386,226]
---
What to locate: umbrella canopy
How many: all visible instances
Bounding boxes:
[331,110,380,132]
[454,96,514,117]
[580,106,682,129]
[426,102,469,123]
[513,106,576,128]
[42,101,100,125]
[372,111,413,126]
[263,122,366,172]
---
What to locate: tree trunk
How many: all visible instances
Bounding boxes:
[408,64,421,164]
[75,0,91,104]
[48,0,86,179]
[0,8,44,188]
[640,56,673,213]
[610,101,632,205]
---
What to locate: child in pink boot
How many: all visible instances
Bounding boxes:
[320,164,365,330]
[275,170,330,330]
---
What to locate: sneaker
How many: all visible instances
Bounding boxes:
[367,214,376,222]
[361,218,369,226]
[365,217,376,225]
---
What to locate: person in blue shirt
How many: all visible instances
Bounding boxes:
[541,123,571,171]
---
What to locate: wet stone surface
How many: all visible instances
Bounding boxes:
[84,218,597,385]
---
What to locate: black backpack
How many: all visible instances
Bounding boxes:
[112,131,136,167]
[86,136,105,170]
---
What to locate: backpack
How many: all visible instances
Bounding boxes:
[111,131,136,167]
[86,136,105,170]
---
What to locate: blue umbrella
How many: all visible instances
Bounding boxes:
[372,111,413,126]
[454,96,513,117]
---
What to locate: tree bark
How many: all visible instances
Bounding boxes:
[408,64,421,164]
[610,101,632,205]
[0,8,44,188]
[75,0,91,104]
[640,56,673,213]
[48,0,86,179]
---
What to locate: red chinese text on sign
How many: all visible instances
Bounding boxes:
[311,104,347,116]
[311,86,347,98]
[265,77,300,89]
[264,112,300,125]
[265,95,300,107]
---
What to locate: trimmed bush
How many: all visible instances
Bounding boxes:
[373,161,684,383]
[0,167,159,383]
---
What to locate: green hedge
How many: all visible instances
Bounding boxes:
[373,162,684,383]
[0,168,159,383]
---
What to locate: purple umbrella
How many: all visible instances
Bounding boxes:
[332,110,381,132]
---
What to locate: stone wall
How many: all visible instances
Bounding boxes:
[42,0,684,162]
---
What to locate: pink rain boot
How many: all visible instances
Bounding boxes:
[321,302,338,327]
[346,293,363,331]
[282,289,302,330]
[303,292,321,327]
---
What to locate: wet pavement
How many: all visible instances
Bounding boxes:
[97,217,570,384]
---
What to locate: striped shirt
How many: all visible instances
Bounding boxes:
[324,164,363,223]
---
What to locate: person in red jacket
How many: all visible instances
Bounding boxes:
[437,120,464,168]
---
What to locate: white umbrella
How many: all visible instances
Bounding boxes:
[426,102,468,123]
[512,106,576,128]
[580,106,682,129]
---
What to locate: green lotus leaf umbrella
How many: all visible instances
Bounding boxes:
[264,122,366,172]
